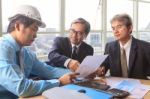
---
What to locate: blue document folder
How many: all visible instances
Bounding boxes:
[62,84,113,99]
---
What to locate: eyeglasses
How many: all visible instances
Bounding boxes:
[69,29,85,37]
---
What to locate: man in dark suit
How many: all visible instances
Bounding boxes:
[96,13,150,79]
[47,18,94,71]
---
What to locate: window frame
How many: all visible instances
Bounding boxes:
[0,0,150,56]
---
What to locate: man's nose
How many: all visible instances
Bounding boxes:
[113,28,118,33]
[72,32,78,37]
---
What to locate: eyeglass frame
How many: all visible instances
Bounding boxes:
[69,28,86,37]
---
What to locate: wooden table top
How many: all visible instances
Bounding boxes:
[19,77,150,99]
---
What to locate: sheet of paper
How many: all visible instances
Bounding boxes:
[114,79,140,92]
[75,55,108,78]
[106,77,140,88]
[42,87,91,99]
[129,84,150,99]
[106,77,150,98]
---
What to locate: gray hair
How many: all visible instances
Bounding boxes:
[110,13,133,27]
[71,18,90,36]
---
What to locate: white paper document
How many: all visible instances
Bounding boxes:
[42,87,91,99]
[114,79,141,92]
[106,77,140,88]
[130,84,150,99]
[75,55,108,78]
[106,77,150,99]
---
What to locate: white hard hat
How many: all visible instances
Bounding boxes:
[8,5,46,28]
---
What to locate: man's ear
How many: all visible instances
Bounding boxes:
[15,22,23,31]
[83,34,88,39]
[15,22,20,31]
[128,25,133,34]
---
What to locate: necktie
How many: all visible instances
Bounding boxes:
[16,51,20,66]
[120,48,128,77]
[16,49,24,73]
[71,46,78,60]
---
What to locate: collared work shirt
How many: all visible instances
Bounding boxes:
[0,34,69,99]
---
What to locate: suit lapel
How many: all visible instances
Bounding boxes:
[128,37,138,73]
[114,42,122,75]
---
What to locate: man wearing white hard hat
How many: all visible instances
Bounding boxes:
[0,5,78,98]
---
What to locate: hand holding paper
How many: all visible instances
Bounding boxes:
[96,66,106,77]
[75,55,108,78]
[68,59,80,72]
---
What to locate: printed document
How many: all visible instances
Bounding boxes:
[115,79,140,92]
[75,55,108,78]
[106,77,150,98]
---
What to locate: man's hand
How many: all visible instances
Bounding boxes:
[68,59,80,72]
[85,72,97,80]
[96,66,106,77]
[59,73,79,85]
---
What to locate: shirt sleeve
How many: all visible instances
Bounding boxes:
[47,37,69,66]
[29,49,70,79]
[0,43,64,98]
[64,58,72,68]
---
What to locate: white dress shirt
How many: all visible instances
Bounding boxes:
[119,36,132,68]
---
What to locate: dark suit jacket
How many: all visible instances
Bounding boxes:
[47,37,94,67]
[103,37,150,79]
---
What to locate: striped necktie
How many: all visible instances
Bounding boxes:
[120,48,128,77]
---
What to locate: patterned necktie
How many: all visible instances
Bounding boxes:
[71,46,78,60]
[120,48,128,77]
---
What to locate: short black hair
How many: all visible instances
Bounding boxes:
[7,15,36,33]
